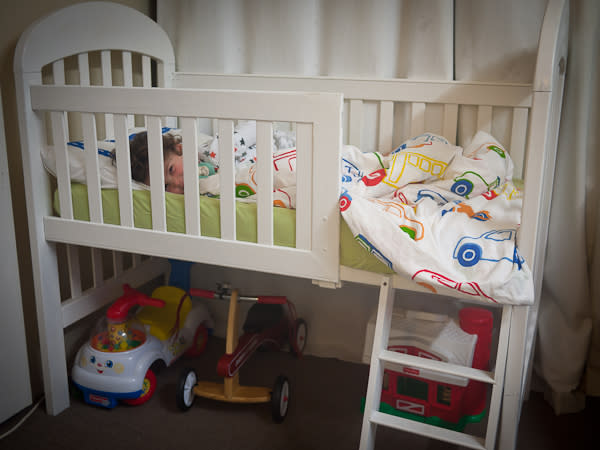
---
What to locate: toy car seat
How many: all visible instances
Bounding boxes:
[137,286,192,340]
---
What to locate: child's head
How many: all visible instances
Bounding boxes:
[129,132,184,193]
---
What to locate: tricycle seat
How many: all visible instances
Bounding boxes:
[243,303,284,333]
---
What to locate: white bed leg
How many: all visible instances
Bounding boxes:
[498,305,530,450]
[359,276,395,450]
[33,243,70,415]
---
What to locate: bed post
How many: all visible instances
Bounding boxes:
[14,68,70,415]
[499,0,569,448]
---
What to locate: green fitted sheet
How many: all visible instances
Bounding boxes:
[55,184,394,275]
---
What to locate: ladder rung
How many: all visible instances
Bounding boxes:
[379,349,496,385]
[369,411,486,450]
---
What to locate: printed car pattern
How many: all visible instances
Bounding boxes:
[453,229,524,269]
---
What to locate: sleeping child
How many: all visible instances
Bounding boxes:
[127,131,215,194]
[123,123,298,208]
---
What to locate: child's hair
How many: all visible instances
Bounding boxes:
[126,132,182,184]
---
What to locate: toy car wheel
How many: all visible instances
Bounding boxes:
[290,318,307,357]
[271,375,290,423]
[176,368,198,411]
[451,179,473,197]
[185,324,208,357]
[456,243,483,267]
[122,369,156,406]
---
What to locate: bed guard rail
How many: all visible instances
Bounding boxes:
[30,85,343,284]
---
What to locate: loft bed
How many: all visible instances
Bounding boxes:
[14,1,568,449]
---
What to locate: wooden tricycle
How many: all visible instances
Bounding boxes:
[175,284,307,423]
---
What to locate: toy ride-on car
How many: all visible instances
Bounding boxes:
[71,284,213,408]
[176,285,307,423]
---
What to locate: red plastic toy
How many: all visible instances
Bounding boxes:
[371,307,493,431]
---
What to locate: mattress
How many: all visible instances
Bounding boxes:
[55,184,394,275]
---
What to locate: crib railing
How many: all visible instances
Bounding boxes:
[175,74,533,179]
[30,84,343,284]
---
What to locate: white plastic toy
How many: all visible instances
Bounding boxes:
[71,284,213,408]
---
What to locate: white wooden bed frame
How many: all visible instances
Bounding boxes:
[14,1,568,449]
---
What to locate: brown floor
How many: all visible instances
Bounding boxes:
[1,337,596,450]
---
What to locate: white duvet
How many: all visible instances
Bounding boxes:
[340,131,533,305]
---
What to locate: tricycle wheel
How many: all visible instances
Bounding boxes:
[122,369,156,406]
[185,324,208,357]
[271,375,290,423]
[176,368,198,411]
[290,318,307,357]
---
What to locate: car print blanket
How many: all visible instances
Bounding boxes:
[340,131,533,305]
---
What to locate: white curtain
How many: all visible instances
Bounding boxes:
[158,0,453,78]
[158,0,600,413]
[535,0,600,413]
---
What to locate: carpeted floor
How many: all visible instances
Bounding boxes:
[1,337,596,450]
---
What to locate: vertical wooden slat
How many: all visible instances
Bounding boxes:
[50,60,72,219]
[378,101,394,153]
[410,102,426,136]
[142,55,152,87]
[154,59,176,128]
[442,104,458,145]
[77,53,90,86]
[477,105,493,134]
[256,121,273,245]
[510,107,529,180]
[100,50,114,138]
[52,60,65,85]
[66,245,82,298]
[55,57,84,297]
[80,53,113,293]
[112,251,123,278]
[295,123,312,250]
[218,120,236,241]
[91,248,103,287]
[132,254,142,268]
[147,116,167,231]
[100,51,112,85]
[142,55,152,128]
[112,251,124,278]
[113,114,134,227]
[349,99,363,147]
[122,51,133,87]
[181,117,201,236]
[122,51,135,128]
[51,111,73,220]
[82,113,103,223]
[156,61,165,87]
[110,53,128,280]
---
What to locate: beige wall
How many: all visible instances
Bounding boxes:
[0,0,152,397]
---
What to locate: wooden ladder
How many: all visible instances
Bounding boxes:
[359,276,513,450]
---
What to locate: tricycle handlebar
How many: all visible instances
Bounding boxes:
[189,288,287,304]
